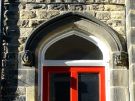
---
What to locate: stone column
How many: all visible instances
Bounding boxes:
[111,52,129,101]
[126,0,135,101]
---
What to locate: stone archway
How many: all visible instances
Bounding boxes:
[22,12,128,101]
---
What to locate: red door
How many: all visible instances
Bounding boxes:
[43,66,105,101]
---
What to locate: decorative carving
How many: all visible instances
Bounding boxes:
[113,51,128,67]
[22,50,33,66]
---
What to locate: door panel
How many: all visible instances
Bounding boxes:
[43,66,105,101]
[78,73,99,101]
[50,73,70,101]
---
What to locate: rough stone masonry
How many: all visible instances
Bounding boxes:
[1,0,133,101]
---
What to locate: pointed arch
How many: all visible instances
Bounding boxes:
[23,12,126,66]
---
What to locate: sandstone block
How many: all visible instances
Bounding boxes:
[113,27,125,35]
[91,4,104,11]
[20,11,36,19]
[29,20,45,28]
[110,0,125,4]
[104,5,124,11]
[107,20,124,27]
[18,20,29,28]
[86,0,94,3]
[37,10,60,19]
[96,11,110,20]
[20,28,33,37]
[26,87,35,101]
[111,11,125,19]
[95,0,108,3]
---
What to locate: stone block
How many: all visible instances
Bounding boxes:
[128,45,135,63]
[20,11,36,19]
[91,4,104,11]
[18,37,27,44]
[18,69,27,86]
[134,84,135,101]
[107,20,124,27]
[109,0,125,4]
[129,64,135,83]
[15,95,26,101]
[20,28,34,37]
[113,27,125,35]
[29,20,45,28]
[16,87,26,95]
[95,0,109,3]
[26,4,44,10]
[86,0,94,3]
[127,10,135,28]
[27,0,36,2]
[37,10,60,19]
[18,44,25,52]
[104,5,124,11]
[18,20,30,28]
[110,87,129,101]
[110,70,128,87]
[111,11,125,19]
[127,27,135,46]
[26,69,35,86]
[96,11,110,20]
[126,0,135,10]
[26,87,35,101]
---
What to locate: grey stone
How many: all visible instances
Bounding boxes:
[16,87,26,95]
[111,87,129,101]
[15,95,26,101]
[126,0,135,10]
[127,10,135,28]
[18,70,27,86]
[26,69,35,86]
[128,45,135,63]
[127,27,135,46]
[110,70,128,87]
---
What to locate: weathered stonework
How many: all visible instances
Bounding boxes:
[2,0,129,101]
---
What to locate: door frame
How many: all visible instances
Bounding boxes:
[43,66,105,101]
[38,30,110,101]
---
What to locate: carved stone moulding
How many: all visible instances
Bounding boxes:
[113,51,128,67]
[22,50,34,66]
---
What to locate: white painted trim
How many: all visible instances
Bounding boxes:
[43,60,105,66]
[38,30,111,101]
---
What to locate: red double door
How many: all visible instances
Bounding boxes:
[43,66,105,101]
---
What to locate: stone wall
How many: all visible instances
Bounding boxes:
[126,0,135,101]
[2,0,127,101]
